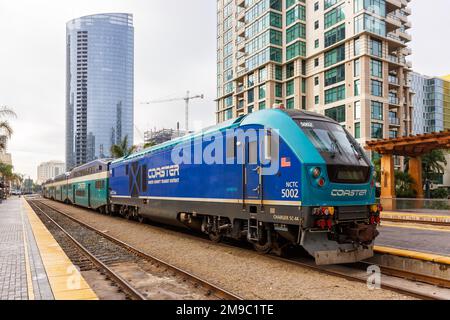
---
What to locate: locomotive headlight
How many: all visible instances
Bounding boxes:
[312,167,321,179]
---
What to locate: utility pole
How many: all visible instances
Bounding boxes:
[142,91,204,133]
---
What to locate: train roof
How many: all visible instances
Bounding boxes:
[113,109,334,164]
[70,159,112,173]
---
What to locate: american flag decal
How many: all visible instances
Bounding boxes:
[281,157,291,168]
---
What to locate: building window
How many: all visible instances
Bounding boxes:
[354,14,386,37]
[324,64,345,87]
[371,101,383,120]
[315,39,319,48]
[370,59,383,78]
[354,37,360,56]
[287,98,295,109]
[259,100,266,110]
[325,105,346,123]
[286,23,306,43]
[389,130,398,139]
[325,84,346,104]
[324,23,345,48]
[275,83,283,97]
[315,95,319,105]
[324,45,345,67]
[354,59,360,77]
[275,65,283,80]
[259,85,266,100]
[248,73,254,87]
[371,80,383,97]
[354,101,361,120]
[286,80,295,96]
[225,108,233,120]
[286,41,306,60]
[315,21,319,30]
[371,123,384,139]
[324,4,345,29]
[354,0,386,17]
[286,62,295,78]
[355,122,361,139]
[314,58,319,67]
[259,67,267,82]
[248,89,254,104]
[370,38,383,57]
[286,5,306,26]
[248,105,254,113]
[354,79,361,96]
[314,77,319,86]
[314,2,319,11]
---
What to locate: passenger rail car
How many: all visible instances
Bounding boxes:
[43,159,110,212]
[43,110,381,265]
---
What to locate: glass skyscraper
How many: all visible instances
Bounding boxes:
[66,13,134,170]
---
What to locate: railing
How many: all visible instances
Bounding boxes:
[389,117,400,125]
[389,96,399,105]
[377,198,450,212]
[389,76,399,85]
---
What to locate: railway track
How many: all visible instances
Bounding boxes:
[33,199,449,300]
[28,199,242,301]
[381,217,450,227]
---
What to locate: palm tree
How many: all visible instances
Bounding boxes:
[0,106,17,153]
[110,135,137,159]
[422,150,448,181]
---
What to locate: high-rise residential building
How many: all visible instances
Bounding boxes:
[37,161,66,185]
[66,13,134,170]
[411,72,447,134]
[216,0,413,148]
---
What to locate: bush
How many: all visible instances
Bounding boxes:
[430,188,449,199]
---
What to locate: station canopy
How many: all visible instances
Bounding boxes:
[366,130,450,157]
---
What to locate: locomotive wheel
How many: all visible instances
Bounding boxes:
[208,232,223,243]
[138,215,146,224]
[253,241,272,254]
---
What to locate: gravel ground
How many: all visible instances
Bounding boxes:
[42,200,413,300]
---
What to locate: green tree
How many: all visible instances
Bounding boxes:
[395,171,416,198]
[0,106,17,152]
[110,136,137,159]
[143,141,157,149]
[422,150,448,182]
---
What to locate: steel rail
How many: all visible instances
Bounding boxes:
[35,198,445,300]
[29,201,146,300]
[31,199,243,301]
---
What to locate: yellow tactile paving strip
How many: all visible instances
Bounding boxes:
[374,245,450,265]
[21,209,35,300]
[381,211,450,224]
[22,199,98,300]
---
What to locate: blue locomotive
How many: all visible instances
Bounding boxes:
[43,109,380,265]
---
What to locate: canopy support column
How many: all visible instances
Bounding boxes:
[381,154,396,199]
[409,157,424,198]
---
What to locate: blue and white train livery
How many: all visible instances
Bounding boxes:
[44,109,381,265]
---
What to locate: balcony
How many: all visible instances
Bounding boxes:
[398,29,412,42]
[386,13,402,32]
[386,0,402,13]
[389,117,401,126]
[389,96,400,106]
[389,75,400,86]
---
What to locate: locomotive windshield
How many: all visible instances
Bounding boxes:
[295,119,371,184]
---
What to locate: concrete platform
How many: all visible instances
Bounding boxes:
[382,211,450,224]
[0,197,97,300]
[376,222,450,258]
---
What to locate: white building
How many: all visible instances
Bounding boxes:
[37,161,65,185]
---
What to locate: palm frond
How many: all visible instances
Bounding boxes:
[0,121,13,137]
[0,106,17,119]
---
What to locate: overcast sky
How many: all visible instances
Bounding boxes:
[0,0,448,180]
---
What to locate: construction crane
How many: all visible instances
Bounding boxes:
[141,91,204,133]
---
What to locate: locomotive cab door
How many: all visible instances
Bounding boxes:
[244,137,261,208]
